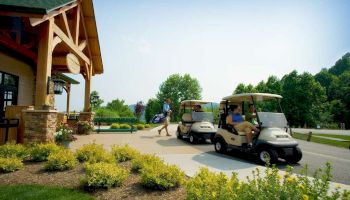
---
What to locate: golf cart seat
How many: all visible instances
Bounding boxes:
[226,124,246,136]
[182,113,193,123]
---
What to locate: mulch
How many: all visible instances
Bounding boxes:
[0,161,186,200]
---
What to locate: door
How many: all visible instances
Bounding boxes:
[0,71,18,120]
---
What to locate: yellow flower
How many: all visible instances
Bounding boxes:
[277,174,282,180]
[287,176,295,182]
[303,194,309,200]
[335,184,341,190]
[298,184,305,189]
[212,191,217,197]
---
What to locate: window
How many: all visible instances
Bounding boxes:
[0,71,18,119]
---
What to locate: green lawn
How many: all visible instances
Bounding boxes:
[293,132,350,149]
[0,184,95,200]
[313,133,350,140]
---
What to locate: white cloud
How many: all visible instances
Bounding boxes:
[121,35,152,54]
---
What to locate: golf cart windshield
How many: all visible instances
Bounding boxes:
[192,112,214,122]
[257,112,288,128]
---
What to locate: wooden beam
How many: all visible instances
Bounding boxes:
[35,18,54,109]
[53,23,91,65]
[0,36,37,63]
[84,62,92,112]
[52,56,66,66]
[0,11,43,18]
[29,2,78,27]
[61,12,73,40]
[72,5,80,45]
[78,40,87,50]
[79,8,93,62]
[52,36,62,50]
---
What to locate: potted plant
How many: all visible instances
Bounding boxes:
[54,124,76,147]
[77,121,94,135]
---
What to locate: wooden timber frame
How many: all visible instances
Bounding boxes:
[0,0,103,112]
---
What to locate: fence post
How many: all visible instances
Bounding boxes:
[307,131,312,142]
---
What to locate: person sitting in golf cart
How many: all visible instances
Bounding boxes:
[245,104,257,124]
[193,105,203,112]
[226,105,260,147]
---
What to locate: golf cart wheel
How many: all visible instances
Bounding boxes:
[285,147,302,164]
[258,148,278,165]
[189,134,196,144]
[214,139,227,153]
[176,128,183,139]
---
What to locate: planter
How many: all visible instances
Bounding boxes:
[77,124,92,135]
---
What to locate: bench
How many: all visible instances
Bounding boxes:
[0,118,19,143]
[94,117,138,133]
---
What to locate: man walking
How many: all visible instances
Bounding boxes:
[158,98,172,136]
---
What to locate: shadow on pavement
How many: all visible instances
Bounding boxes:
[191,151,258,171]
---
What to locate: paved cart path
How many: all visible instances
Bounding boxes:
[70,124,350,191]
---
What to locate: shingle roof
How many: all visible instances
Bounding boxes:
[0,0,75,14]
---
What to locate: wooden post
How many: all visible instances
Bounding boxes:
[66,84,71,114]
[34,18,54,109]
[84,63,91,112]
[307,131,312,142]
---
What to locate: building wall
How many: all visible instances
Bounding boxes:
[0,52,35,106]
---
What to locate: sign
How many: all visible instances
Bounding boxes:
[66,53,80,74]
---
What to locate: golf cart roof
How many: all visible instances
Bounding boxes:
[222,93,282,103]
[180,100,213,108]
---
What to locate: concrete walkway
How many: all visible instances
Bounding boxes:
[69,124,350,192]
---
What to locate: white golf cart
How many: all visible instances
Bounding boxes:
[176,100,217,144]
[214,93,302,164]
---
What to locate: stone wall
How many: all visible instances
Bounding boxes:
[23,110,57,144]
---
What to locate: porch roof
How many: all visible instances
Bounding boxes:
[0,0,75,14]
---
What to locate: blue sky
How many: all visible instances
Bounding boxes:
[56,0,350,111]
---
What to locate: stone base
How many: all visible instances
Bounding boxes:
[23,110,58,144]
[79,112,95,126]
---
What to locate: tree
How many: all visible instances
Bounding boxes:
[281,71,327,127]
[90,91,104,109]
[329,52,350,76]
[314,69,338,99]
[233,83,256,94]
[157,74,202,121]
[134,101,145,121]
[106,99,134,117]
[145,98,162,123]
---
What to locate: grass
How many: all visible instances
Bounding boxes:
[0,184,95,200]
[313,133,350,140]
[293,132,350,149]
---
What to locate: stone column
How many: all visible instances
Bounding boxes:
[23,110,58,144]
[79,112,95,125]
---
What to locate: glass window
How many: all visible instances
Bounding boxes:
[0,72,2,84]
[4,74,16,86]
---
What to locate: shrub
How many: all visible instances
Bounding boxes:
[44,149,78,171]
[144,124,151,128]
[186,167,231,200]
[81,162,129,188]
[136,124,145,130]
[111,145,140,162]
[0,157,23,172]
[110,123,120,129]
[75,143,115,164]
[140,162,185,190]
[131,154,163,173]
[30,143,62,162]
[119,124,131,129]
[186,164,350,200]
[0,142,29,160]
